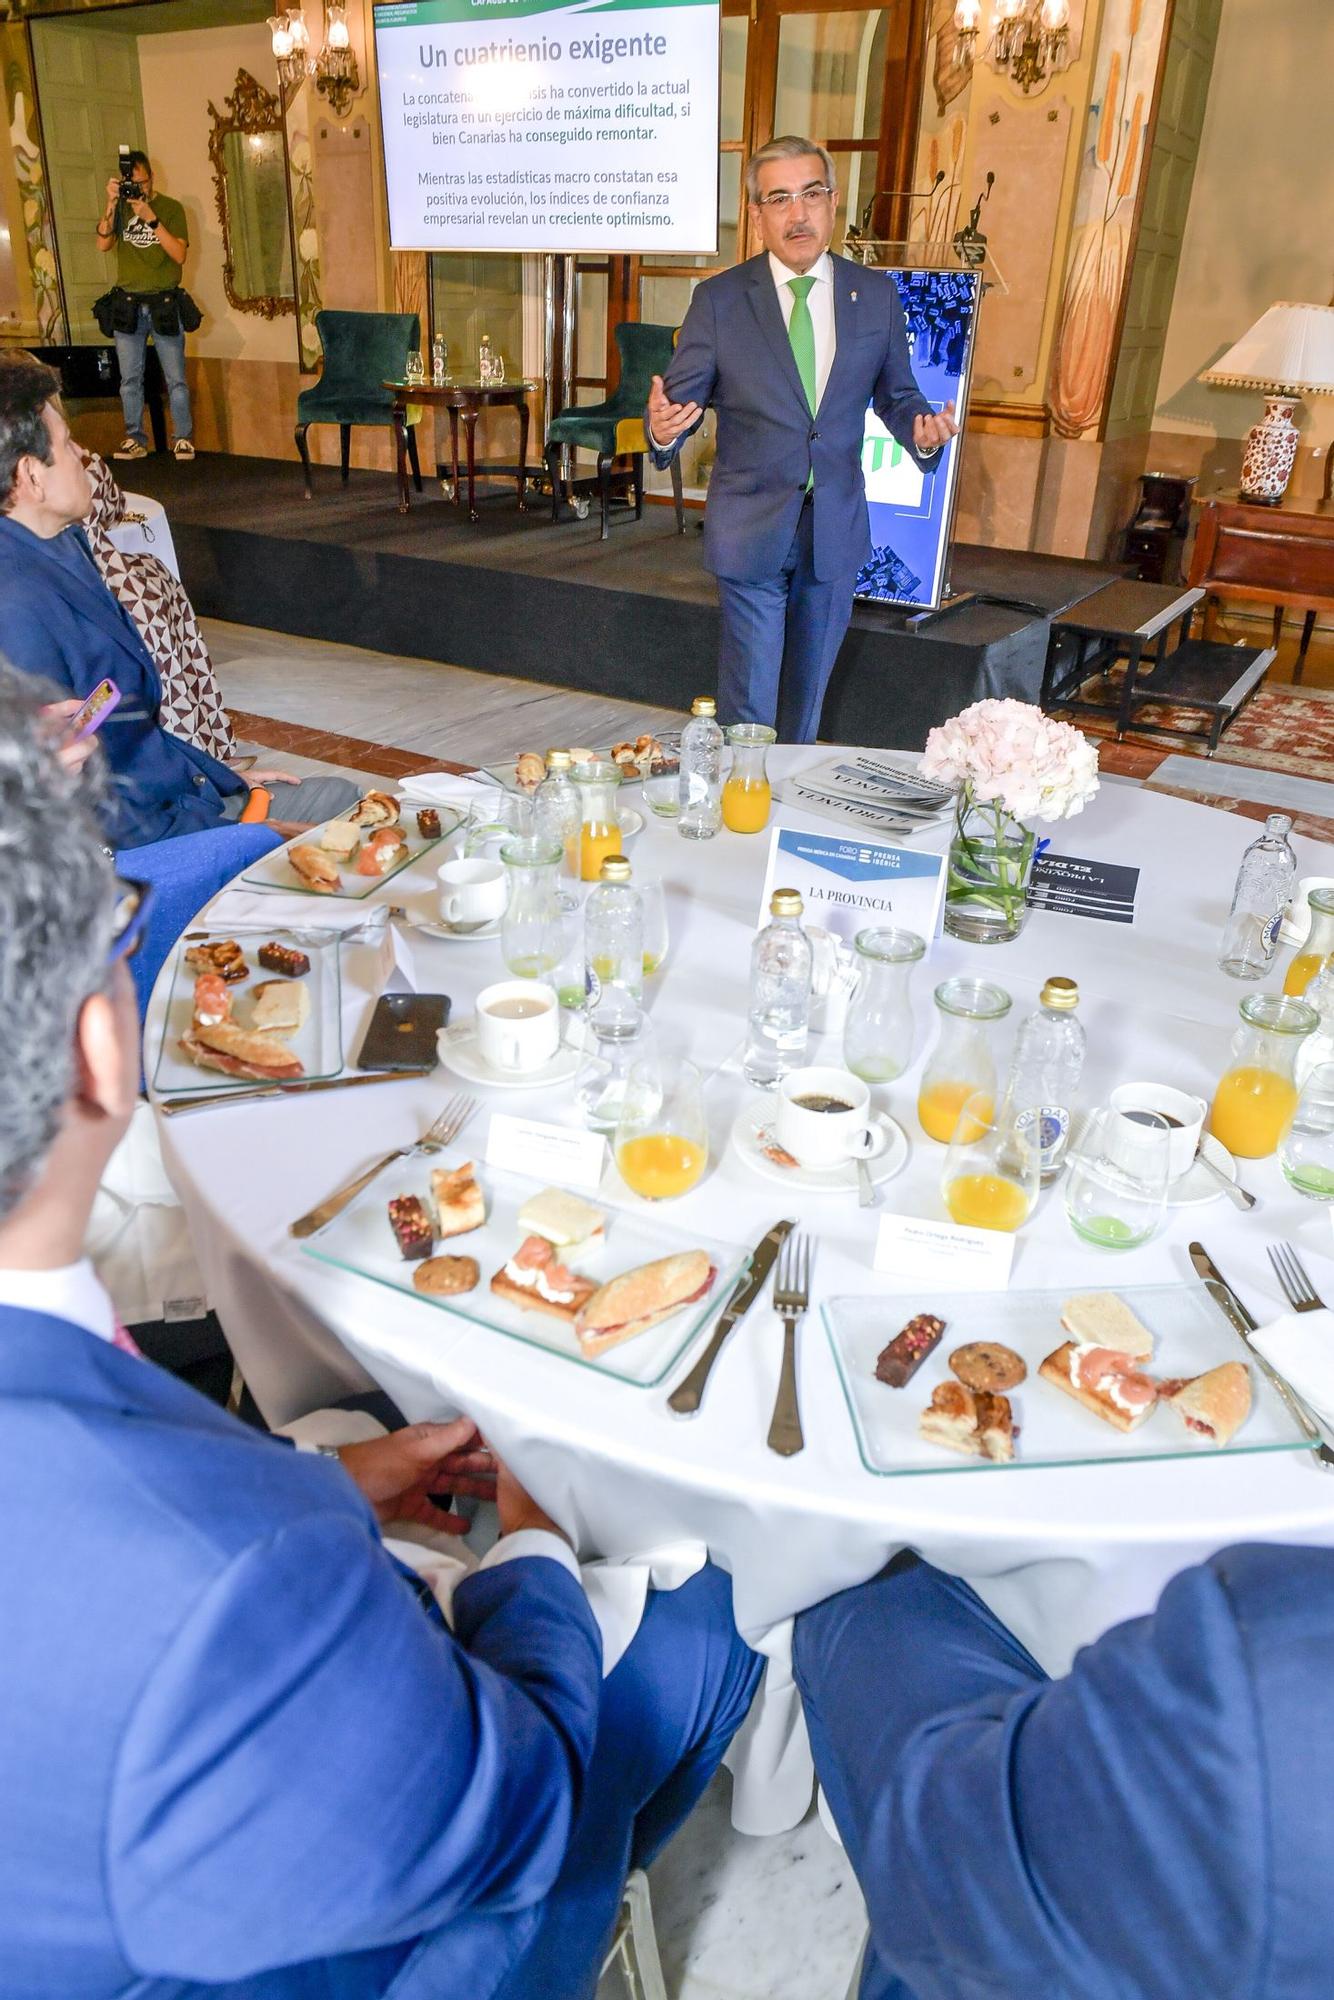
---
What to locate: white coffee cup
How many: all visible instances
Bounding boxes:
[438,857,506,930]
[1106,1081,1207,1181]
[1281,875,1334,948]
[775,1065,887,1170]
[475,979,560,1074]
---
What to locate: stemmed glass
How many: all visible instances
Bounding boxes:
[941,1090,1040,1233]
[1064,1109,1171,1248]
[615,1057,708,1201]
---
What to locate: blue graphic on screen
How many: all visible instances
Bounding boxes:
[854,267,979,611]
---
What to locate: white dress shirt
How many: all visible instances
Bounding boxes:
[768,249,836,409]
[0,1258,116,1341]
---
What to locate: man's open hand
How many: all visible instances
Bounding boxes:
[336,1419,497,1533]
[913,401,959,453]
[647,374,701,447]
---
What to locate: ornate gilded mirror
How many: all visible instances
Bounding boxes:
[208,69,296,319]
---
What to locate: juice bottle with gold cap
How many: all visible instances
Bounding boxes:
[1210,992,1317,1158]
[917,976,1012,1143]
[572,758,623,882]
[1284,887,1334,995]
[678,696,723,841]
[722,723,775,834]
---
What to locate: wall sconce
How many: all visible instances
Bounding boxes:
[270,4,359,115]
[952,0,1070,92]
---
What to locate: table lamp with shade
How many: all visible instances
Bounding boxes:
[1200,302,1334,506]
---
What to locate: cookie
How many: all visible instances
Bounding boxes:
[948,1341,1027,1393]
[413,1255,480,1297]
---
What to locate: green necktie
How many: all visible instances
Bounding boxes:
[787,275,817,492]
[786,275,818,414]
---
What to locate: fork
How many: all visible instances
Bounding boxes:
[288,1093,477,1238]
[767,1233,811,1458]
[1268,1242,1328,1314]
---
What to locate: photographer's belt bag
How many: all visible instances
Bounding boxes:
[92,285,203,339]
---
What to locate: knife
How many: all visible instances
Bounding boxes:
[667,1219,795,1416]
[158,1069,427,1117]
[1188,1240,1334,1468]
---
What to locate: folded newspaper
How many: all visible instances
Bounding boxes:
[773,753,956,835]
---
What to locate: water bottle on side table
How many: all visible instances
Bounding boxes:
[431,334,447,384]
[478,333,493,385]
[678,696,723,840]
[1218,813,1297,980]
[744,889,812,1088]
[585,856,644,1026]
[1007,976,1085,1185]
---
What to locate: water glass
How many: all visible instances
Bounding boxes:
[642,733,682,818]
[615,1057,709,1201]
[641,878,670,977]
[941,1090,1040,1234]
[1278,1061,1334,1199]
[575,1011,657,1133]
[1064,1109,1170,1248]
[463,790,532,862]
[404,349,425,385]
[545,890,586,1012]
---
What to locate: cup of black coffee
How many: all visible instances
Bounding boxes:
[1106,1081,1206,1179]
[776,1066,885,1170]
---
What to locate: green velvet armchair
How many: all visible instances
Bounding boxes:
[544,321,685,540]
[295,310,424,500]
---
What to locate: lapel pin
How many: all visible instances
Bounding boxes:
[851,290,858,301]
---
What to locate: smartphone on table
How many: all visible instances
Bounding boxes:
[357,993,450,1071]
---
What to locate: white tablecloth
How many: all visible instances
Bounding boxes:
[147,749,1334,1833]
[107,493,179,579]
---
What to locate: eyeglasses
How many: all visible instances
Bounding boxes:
[754,184,835,211]
[109,877,154,965]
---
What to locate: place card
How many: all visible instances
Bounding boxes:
[372,918,419,992]
[873,1212,1015,1291]
[758,825,947,946]
[486,1113,606,1194]
[1028,852,1139,925]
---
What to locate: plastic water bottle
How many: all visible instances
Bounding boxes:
[1006,976,1085,1185]
[431,334,447,384]
[678,695,722,841]
[534,749,581,879]
[1218,813,1297,980]
[743,888,812,1088]
[584,856,643,1026]
[478,332,493,385]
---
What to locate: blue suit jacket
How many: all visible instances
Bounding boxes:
[0,514,245,849]
[0,1307,603,1999]
[655,253,935,584]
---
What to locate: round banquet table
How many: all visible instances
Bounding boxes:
[148,749,1334,1833]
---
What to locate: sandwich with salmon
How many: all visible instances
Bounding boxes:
[1040,1291,1158,1433]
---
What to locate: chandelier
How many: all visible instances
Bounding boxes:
[269,3,360,117]
[953,0,1070,93]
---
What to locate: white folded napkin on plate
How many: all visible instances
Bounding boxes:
[201,889,390,933]
[395,771,498,808]
[1250,1309,1334,1433]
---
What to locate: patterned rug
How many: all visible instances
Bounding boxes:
[1070,678,1334,779]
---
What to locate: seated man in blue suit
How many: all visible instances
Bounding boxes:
[794,1547,1334,1999]
[646,135,959,743]
[0,663,762,2000]
[0,354,357,849]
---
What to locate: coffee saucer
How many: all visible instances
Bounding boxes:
[1166,1133,1238,1208]
[410,914,503,943]
[437,1018,581,1090]
[729,1105,909,1192]
[618,807,645,839]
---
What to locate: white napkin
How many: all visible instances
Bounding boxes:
[1251,1309,1334,1433]
[395,771,498,808]
[202,889,392,933]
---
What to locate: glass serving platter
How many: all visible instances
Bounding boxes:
[240,810,459,900]
[824,1281,1317,1476]
[301,1150,749,1387]
[152,927,343,1096]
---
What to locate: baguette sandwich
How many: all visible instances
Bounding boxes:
[180,1021,304,1082]
[575,1251,715,1358]
[288,844,341,893]
[1158,1362,1251,1447]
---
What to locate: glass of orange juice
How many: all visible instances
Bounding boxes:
[722,724,776,834]
[572,758,623,882]
[941,1090,1039,1233]
[917,976,1013,1143]
[1210,993,1317,1158]
[615,1058,709,1200]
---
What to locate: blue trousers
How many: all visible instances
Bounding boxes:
[495,1560,762,2000]
[716,500,858,744]
[115,303,192,445]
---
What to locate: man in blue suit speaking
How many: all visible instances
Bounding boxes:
[647,135,958,743]
[0,665,761,1998]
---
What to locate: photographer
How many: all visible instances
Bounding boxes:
[94,151,198,463]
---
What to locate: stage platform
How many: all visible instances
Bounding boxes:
[134,453,1120,747]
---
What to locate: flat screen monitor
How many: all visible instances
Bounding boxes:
[854,266,980,613]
